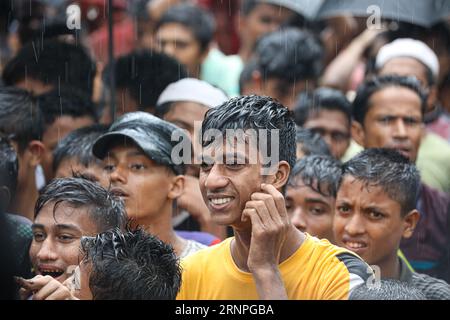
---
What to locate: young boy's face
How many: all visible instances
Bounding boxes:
[286,178,335,242]
[333,175,416,267]
[29,203,99,283]
[199,140,277,229]
[102,143,175,224]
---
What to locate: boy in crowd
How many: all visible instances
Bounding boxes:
[17,227,182,300]
[351,75,450,280]
[286,155,341,243]
[156,77,228,240]
[294,87,352,160]
[0,87,44,221]
[37,87,98,184]
[333,148,450,299]
[92,112,206,257]
[28,177,127,287]
[177,95,371,300]
[52,124,109,186]
[374,38,450,193]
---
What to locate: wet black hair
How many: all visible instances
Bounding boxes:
[350,280,426,300]
[0,87,44,152]
[37,86,99,130]
[295,128,331,157]
[341,148,421,216]
[253,27,323,86]
[2,39,96,96]
[294,87,352,127]
[104,50,188,111]
[288,155,341,198]
[353,75,427,125]
[52,124,109,174]
[0,135,18,211]
[156,3,215,52]
[202,95,296,170]
[81,227,181,300]
[35,177,127,231]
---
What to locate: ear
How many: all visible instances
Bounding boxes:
[27,140,45,167]
[252,70,264,91]
[402,209,420,239]
[266,160,290,191]
[426,86,438,113]
[351,120,365,147]
[168,175,185,200]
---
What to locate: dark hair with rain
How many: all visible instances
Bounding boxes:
[352,75,427,125]
[52,124,109,174]
[80,227,182,300]
[37,86,99,130]
[35,177,127,231]
[156,3,216,52]
[294,87,352,127]
[341,148,421,216]
[288,155,342,198]
[254,27,324,86]
[2,39,96,96]
[0,87,44,152]
[103,50,188,112]
[295,128,331,157]
[202,95,296,170]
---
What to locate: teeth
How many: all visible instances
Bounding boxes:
[346,242,365,249]
[41,269,63,273]
[210,198,232,205]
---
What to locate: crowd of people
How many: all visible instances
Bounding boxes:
[0,0,450,300]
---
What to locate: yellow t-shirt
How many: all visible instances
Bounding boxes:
[177,234,371,300]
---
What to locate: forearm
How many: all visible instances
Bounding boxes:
[320,39,367,91]
[251,266,288,300]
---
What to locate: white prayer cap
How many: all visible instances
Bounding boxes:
[376,38,440,80]
[157,78,228,109]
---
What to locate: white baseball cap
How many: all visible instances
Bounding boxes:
[376,38,440,80]
[157,78,228,109]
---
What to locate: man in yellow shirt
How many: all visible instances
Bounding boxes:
[177,95,372,300]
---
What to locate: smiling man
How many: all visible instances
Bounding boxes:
[333,148,450,299]
[28,177,126,286]
[351,75,450,280]
[177,95,371,300]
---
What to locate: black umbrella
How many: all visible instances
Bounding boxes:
[316,0,436,28]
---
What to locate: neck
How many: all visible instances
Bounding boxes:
[231,225,304,273]
[377,251,401,280]
[134,203,186,257]
[9,177,38,222]
[238,43,254,63]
